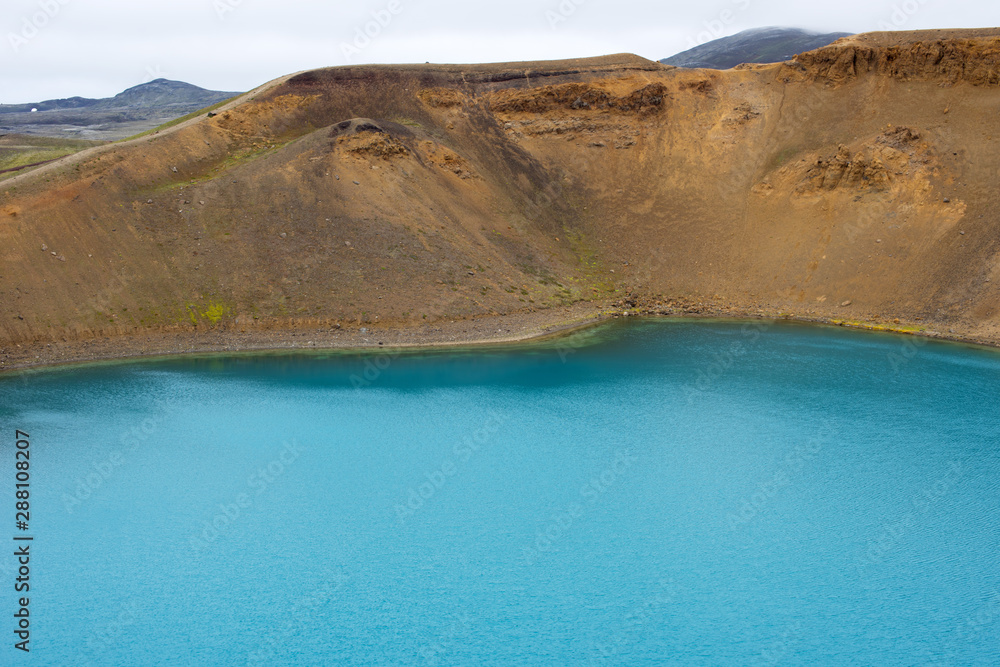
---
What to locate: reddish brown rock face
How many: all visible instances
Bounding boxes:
[3,32,1000,365]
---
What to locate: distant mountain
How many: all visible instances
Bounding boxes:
[661,27,852,69]
[0,79,242,141]
[99,79,240,110]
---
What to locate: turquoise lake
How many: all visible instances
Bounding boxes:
[1,319,999,665]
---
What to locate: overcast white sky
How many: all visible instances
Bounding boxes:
[1,0,996,103]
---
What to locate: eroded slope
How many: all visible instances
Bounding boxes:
[3,32,1000,362]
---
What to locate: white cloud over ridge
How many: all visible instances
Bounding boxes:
[0,0,995,102]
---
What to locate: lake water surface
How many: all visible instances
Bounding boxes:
[2,320,999,665]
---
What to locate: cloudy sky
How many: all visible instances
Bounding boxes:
[1,0,996,102]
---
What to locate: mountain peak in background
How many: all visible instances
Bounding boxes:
[5,29,1000,364]
[662,27,853,69]
[97,79,235,110]
[0,79,242,141]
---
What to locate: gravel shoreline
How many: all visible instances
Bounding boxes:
[0,303,610,374]
[3,299,998,375]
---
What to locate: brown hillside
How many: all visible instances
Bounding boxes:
[3,31,1000,368]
